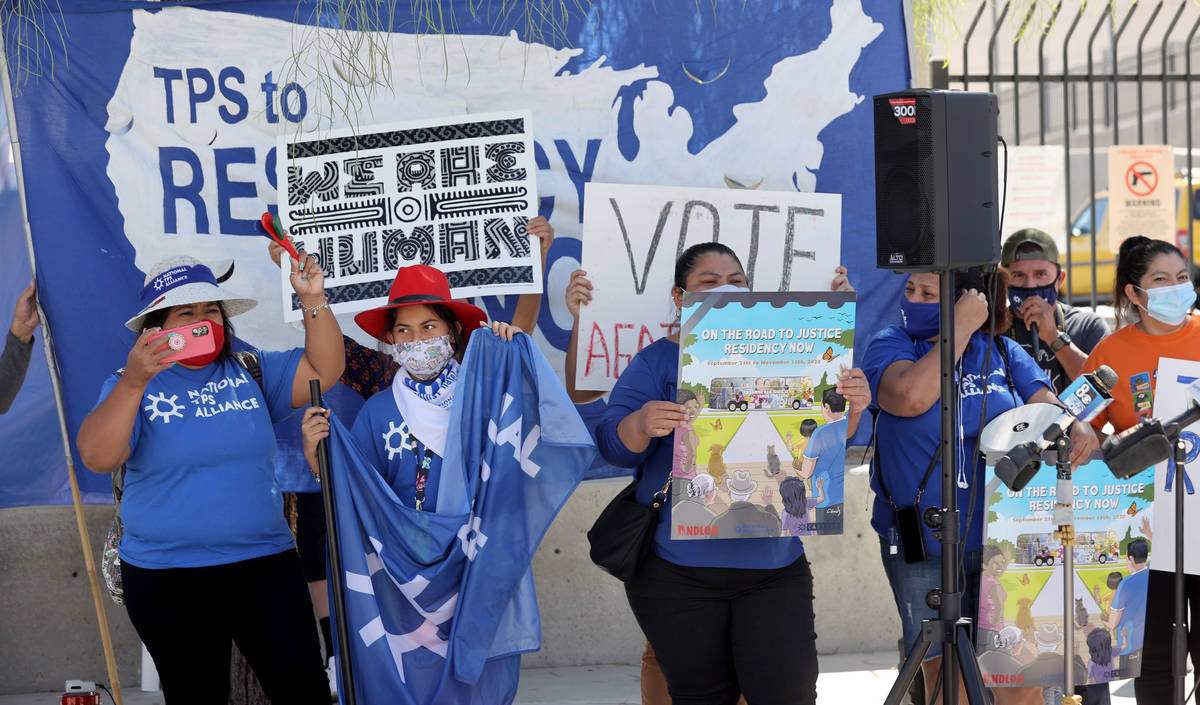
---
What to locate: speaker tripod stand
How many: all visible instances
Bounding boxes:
[883,269,990,705]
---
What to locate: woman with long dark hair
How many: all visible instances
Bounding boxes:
[1086,628,1115,684]
[862,268,1098,704]
[779,476,819,537]
[1080,235,1200,703]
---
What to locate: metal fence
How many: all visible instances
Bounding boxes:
[936,0,1200,308]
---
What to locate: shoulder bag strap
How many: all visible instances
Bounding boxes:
[231,350,264,392]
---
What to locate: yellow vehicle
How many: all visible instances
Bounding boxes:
[1066,174,1200,300]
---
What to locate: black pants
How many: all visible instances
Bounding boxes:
[625,553,818,705]
[1134,568,1200,704]
[1077,682,1111,705]
[122,549,329,705]
[295,491,328,582]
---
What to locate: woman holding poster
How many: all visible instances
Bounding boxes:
[76,253,343,703]
[1079,235,1200,705]
[595,242,870,705]
[862,269,1098,705]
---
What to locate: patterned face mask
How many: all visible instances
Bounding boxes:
[392,334,455,380]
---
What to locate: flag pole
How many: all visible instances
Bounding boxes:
[310,380,357,705]
[0,26,124,705]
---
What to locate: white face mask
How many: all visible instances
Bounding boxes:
[392,334,454,380]
[698,284,751,294]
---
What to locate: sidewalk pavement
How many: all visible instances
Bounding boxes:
[0,651,1137,705]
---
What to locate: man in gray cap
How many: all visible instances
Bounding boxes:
[1002,228,1110,394]
[1002,229,1112,705]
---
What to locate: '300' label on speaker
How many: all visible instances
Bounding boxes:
[888,98,916,125]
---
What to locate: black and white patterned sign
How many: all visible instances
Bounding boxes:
[277,111,540,321]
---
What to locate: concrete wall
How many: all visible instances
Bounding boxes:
[0,505,141,694]
[0,460,900,693]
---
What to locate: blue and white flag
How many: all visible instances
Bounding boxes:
[326,331,594,704]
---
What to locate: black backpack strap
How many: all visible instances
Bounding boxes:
[874,440,942,511]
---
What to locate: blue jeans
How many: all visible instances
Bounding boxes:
[879,533,982,663]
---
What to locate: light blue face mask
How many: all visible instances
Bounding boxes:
[1137,282,1197,326]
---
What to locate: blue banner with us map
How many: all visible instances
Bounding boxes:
[2,0,909,505]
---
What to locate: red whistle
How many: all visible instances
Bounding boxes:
[260,212,302,262]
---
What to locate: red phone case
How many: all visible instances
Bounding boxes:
[149,321,218,363]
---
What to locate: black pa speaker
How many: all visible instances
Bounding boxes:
[874,90,999,271]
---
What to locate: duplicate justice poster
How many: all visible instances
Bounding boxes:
[978,456,1154,688]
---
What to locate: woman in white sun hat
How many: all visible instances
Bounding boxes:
[77,251,343,704]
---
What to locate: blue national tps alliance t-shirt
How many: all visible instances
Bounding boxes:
[804,415,847,509]
[349,384,447,512]
[862,327,1051,552]
[95,348,302,569]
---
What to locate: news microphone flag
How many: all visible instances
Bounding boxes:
[1059,367,1116,423]
[324,331,595,704]
[995,365,1118,491]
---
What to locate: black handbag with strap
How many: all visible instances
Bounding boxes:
[586,477,671,582]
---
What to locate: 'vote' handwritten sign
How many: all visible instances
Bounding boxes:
[576,182,841,391]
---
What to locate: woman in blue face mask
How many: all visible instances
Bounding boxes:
[1079,235,1199,705]
[862,270,1099,705]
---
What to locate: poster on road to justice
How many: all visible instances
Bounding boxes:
[277,111,540,321]
[575,182,842,391]
[670,290,855,540]
[977,456,1154,687]
[1148,357,1200,575]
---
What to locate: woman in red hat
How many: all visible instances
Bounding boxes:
[270,218,551,687]
[299,262,522,510]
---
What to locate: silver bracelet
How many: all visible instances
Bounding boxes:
[301,299,330,319]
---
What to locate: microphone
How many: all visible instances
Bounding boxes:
[1008,291,1041,361]
[1102,379,1200,479]
[994,366,1119,492]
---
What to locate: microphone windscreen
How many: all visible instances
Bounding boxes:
[1101,420,1172,479]
[1093,365,1119,396]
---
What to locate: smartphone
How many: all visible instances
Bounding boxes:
[149,320,218,363]
[896,505,927,564]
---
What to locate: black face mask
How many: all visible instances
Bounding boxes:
[1007,284,1058,312]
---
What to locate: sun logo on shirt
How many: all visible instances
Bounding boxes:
[144,392,184,424]
[381,421,410,461]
